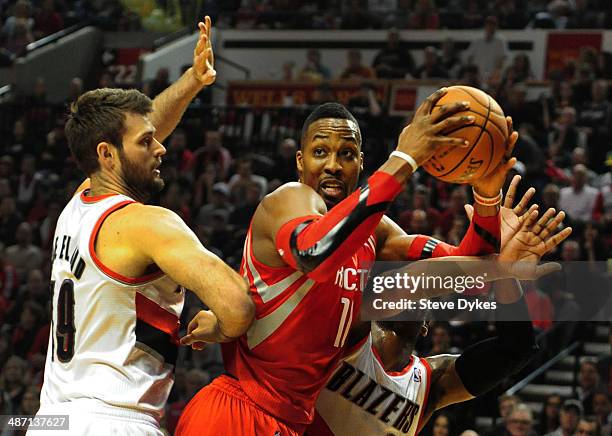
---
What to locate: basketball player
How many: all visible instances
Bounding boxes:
[310,177,572,435]
[30,18,254,436]
[176,92,526,435]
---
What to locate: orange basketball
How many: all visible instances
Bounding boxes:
[422,85,509,184]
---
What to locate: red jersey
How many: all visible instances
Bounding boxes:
[222,227,377,426]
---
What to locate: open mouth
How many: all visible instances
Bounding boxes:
[320,179,345,199]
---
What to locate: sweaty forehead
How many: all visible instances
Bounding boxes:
[306,118,360,142]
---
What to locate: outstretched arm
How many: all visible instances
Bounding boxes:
[150,17,216,142]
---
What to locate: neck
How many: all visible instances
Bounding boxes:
[372,324,415,372]
[89,173,149,203]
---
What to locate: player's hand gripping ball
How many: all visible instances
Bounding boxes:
[422,85,509,184]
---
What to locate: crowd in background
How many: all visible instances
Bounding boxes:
[0,0,610,435]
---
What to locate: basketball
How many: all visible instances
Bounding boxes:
[422,86,509,184]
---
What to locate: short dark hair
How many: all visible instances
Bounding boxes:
[300,102,361,148]
[65,88,152,176]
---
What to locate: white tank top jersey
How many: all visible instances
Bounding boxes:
[39,190,184,420]
[314,333,432,435]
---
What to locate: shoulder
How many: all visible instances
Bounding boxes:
[106,203,186,236]
[260,182,325,214]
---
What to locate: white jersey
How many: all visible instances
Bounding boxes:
[313,334,431,436]
[40,190,184,420]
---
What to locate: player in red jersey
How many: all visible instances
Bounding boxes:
[176,92,520,435]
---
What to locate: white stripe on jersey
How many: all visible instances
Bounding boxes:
[40,192,184,420]
[315,334,430,435]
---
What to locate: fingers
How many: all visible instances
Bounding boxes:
[503,174,521,208]
[429,100,470,124]
[521,206,539,230]
[192,342,206,351]
[180,334,194,345]
[544,226,573,252]
[514,187,536,217]
[187,317,198,334]
[506,116,514,134]
[534,262,562,279]
[417,87,448,116]
[433,114,475,136]
[533,208,556,235]
[464,204,474,222]
[428,136,471,149]
[539,210,565,240]
[205,15,211,40]
[505,131,519,159]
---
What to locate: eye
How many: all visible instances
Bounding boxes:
[342,149,356,158]
[142,137,152,146]
[313,148,326,157]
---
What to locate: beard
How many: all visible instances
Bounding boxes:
[118,151,164,201]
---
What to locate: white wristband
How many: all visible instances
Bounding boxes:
[390,150,419,172]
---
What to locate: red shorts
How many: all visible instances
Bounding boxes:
[175,375,306,436]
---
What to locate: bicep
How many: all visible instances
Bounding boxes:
[376,216,416,261]
[136,208,244,308]
[250,183,326,265]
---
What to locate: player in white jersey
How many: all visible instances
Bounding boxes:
[30,17,255,436]
[310,178,572,435]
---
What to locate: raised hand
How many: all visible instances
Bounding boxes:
[192,16,216,86]
[498,206,572,279]
[471,116,518,198]
[396,88,474,166]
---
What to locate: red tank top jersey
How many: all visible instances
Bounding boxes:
[222,227,377,426]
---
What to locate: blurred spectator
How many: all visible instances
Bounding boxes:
[464,16,508,82]
[484,394,520,436]
[502,53,534,87]
[431,412,453,436]
[33,0,64,39]
[10,300,45,358]
[347,83,382,116]
[408,0,439,29]
[438,186,468,237]
[341,0,374,29]
[16,155,37,209]
[559,164,600,223]
[582,221,609,261]
[339,49,375,80]
[192,130,232,181]
[309,83,336,105]
[537,394,563,435]
[564,147,597,186]
[591,392,611,435]
[228,158,267,205]
[0,197,22,248]
[398,185,441,234]
[496,0,528,29]
[196,182,233,226]
[529,0,571,29]
[372,29,415,79]
[505,403,534,436]
[5,222,42,281]
[1,0,34,55]
[462,0,485,28]
[574,418,600,436]
[577,359,602,416]
[545,399,583,436]
[299,49,331,81]
[567,0,601,29]
[548,107,587,167]
[578,80,612,173]
[0,355,27,412]
[427,322,456,355]
[149,67,171,98]
[272,138,298,183]
[165,128,194,175]
[440,38,462,79]
[65,77,83,106]
[229,182,263,232]
[18,385,39,415]
[280,60,295,81]
[413,46,449,79]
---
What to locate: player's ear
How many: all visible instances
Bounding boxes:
[296,149,304,181]
[97,142,116,168]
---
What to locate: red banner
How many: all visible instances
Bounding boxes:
[227,81,387,107]
[545,32,602,78]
